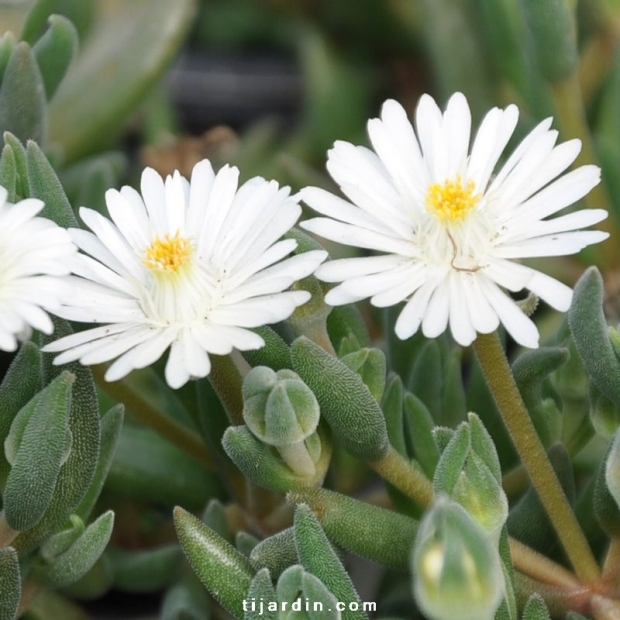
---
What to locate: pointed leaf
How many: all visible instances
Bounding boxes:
[291,336,388,461]
[245,569,277,620]
[34,510,114,588]
[569,267,620,407]
[4,371,74,531]
[404,392,440,478]
[0,144,16,202]
[0,42,46,144]
[0,548,20,620]
[249,527,298,579]
[33,15,78,100]
[174,507,254,619]
[294,504,367,620]
[522,594,551,620]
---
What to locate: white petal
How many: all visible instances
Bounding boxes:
[448,274,477,346]
[422,277,451,338]
[525,270,573,311]
[395,277,439,339]
[314,254,404,282]
[479,278,539,348]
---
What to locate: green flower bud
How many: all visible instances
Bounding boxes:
[412,497,503,620]
[242,367,321,477]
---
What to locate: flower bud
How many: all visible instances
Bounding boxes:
[412,497,503,620]
[242,367,321,477]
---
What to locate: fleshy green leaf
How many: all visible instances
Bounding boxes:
[0,548,20,620]
[26,139,77,227]
[242,326,291,371]
[2,133,28,200]
[0,143,17,202]
[4,371,74,531]
[75,404,124,521]
[403,392,440,478]
[0,341,43,490]
[245,569,277,620]
[288,487,418,570]
[33,15,78,100]
[222,424,331,492]
[109,544,183,593]
[294,504,367,620]
[340,348,386,403]
[291,336,388,461]
[569,267,620,407]
[382,374,406,457]
[161,571,212,620]
[0,42,46,145]
[33,510,114,588]
[174,507,255,619]
[521,593,551,620]
[250,527,298,579]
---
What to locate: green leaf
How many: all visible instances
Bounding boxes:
[568,267,620,407]
[512,347,568,448]
[47,0,196,162]
[521,0,578,82]
[26,139,77,227]
[174,507,254,619]
[21,0,55,45]
[294,504,367,620]
[222,424,331,492]
[521,594,550,620]
[14,318,100,553]
[0,341,43,489]
[161,571,212,620]
[0,33,16,85]
[441,350,467,427]
[382,374,406,457]
[0,144,17,202]
[106,424,224,510]
[288,487,418,571]
[341,347,386,403]
[0,548,20,620]
[408,340,442,423]
[236,532,260,558]
[2,133,28,200]
[33,15,78,100]
[34,510,114,588]
[249,527,298,579]
[403,392,440,478]
[4,371,74,531]
[291,336,389,461]
[109,544,183,593]
[604,428,620,527]
[242,326,292,371]
[245,569,277,620]
[327,304,370,352]
[0,42,46,145]
[203,499,231,543]
[75,404,124,521]
[60,553,114,600]
[433,422,470,497]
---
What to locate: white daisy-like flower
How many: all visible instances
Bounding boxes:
[301,92,609,348]
[0,186,76,351]
[43,160,327,388]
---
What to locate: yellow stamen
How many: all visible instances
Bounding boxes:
[425,176,480,222]
[143,231,193,272]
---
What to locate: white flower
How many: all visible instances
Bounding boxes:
[0,187,76,351]
[43,160,327,388]
[301,93,609,348]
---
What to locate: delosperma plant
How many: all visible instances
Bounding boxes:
[4,1,620,619]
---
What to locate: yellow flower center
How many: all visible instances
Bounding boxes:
[143,231,193,273]
[425,176,480,222]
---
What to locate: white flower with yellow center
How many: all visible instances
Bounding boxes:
[43,160,327,388]
[0,187,76,351]
[301,93,609,348]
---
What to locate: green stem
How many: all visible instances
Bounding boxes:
[509,538,581,591]
[91,365,214,470]
[473,332,600,583]
[369,446,434,508]
[0,513,17,547]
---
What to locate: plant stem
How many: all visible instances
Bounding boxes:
[0,513,17,547]
[509,538,581,590]
[369,446,434,509]
[91,364,214,470]
[473,332,600,583]
[591,595,620,620]
[603,538,620,579]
